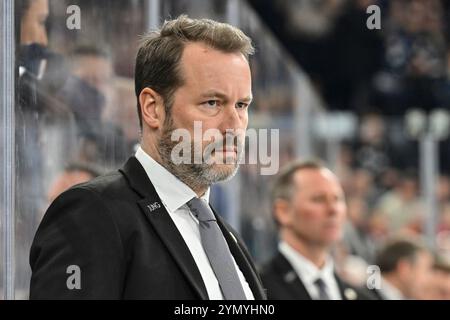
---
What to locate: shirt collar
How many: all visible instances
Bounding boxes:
[279,241,335,287]
[135,146,210,212]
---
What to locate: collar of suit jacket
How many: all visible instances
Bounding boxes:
[118,155,267,300]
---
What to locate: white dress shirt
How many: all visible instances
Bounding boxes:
[279,241,342,300]
[135,146,254,300]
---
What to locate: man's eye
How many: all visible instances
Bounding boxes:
[236,102,249,109]
[311,196,326,202]
[203,100,218,108]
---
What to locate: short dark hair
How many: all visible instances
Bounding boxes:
[375,238,428,274]
[271,158,326,204]
[134,15,254,129]
[270,158,326,226]
[16,0,33,19]
[433,255,450,274]
[15,0,33,46]
[65,162,102,178]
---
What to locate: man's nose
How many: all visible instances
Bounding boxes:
[326,200,340,216]
[219,104,244,131]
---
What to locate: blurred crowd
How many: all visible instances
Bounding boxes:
[249,0,450,115]
[246,0,450,299]
[333,114,450,298]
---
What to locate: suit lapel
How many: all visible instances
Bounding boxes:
[275,253,360,300]
[119,157,208,300]
[213,210,266,300]
[273,252,312,300]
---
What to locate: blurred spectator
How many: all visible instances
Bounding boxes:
[434,48,450,108]
[437,175,450,204]
[13,0,139,299]
[106,77,140,152]
[373,238,433,299]
[438,202,450,233]
[345,168,379,207]
[70,46,113,97]
[342,196,377,263]
[366,208,391,243]
[436,206,450,263]
[260,159,374,300]
[46,163,101,204]
[60,45,129,168]
[352,113,392,178]
[423,255,450,299]
[248,0,384,111]
[282,0,347,39]
[334,143,354,188]
[374,170,422,234]
[18,0,48,47]
[63,46,111,135]
[371,0,447,114]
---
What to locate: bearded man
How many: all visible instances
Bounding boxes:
[29,15,266,300]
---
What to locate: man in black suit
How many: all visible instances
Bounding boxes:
[371,238,433,300]
[29,15,266,300]
[260,160,374,300]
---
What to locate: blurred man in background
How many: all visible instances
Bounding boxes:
[18,0,48,47]
[260,159,374,300]
[373,238,433,299]
[63,45,129,168]
[46,163,101,204]
[427,256,450,300]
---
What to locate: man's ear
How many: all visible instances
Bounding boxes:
[139,87,165,130]
[273,198,292,227]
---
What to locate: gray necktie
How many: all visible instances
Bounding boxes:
[314,278,330,300]
[187,197,247,300]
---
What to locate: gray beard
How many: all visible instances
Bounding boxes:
[157,119,242,192]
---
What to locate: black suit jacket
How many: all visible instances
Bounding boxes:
[30,156,266,300]
[260,251,376,300]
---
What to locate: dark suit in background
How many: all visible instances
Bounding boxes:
[260,252,376,300]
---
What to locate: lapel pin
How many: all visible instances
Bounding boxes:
[284,271,297,283]
[147,201,161,212]
[344,288,357,300]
